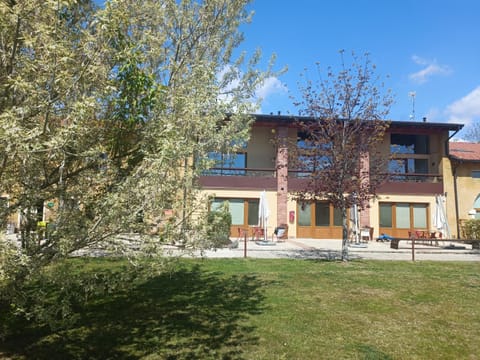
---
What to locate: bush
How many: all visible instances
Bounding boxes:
[206,202,232,248]
[460,219,480,239]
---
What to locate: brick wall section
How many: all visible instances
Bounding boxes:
[360,151,370,227]
[276,127,289,226]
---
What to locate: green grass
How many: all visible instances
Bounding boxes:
[1,258,480,359]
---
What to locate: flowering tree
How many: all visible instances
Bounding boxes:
[293,51,393,260]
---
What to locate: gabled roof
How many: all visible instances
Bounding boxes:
[449,142,480,162]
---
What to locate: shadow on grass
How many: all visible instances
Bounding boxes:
[1,264,266,359]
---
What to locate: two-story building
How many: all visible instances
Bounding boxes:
[200,114,464,240]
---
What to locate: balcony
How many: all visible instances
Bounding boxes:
[199,167,277,190]
[199,167,444,195]
[202,167,276,177]
[380,173,444,195]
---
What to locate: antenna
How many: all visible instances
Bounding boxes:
[409,91,416,121]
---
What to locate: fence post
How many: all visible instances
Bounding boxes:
[244,232,247,258]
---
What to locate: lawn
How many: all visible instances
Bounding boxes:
[1,258,480,359]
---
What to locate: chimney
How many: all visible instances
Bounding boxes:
[423,117,427,122]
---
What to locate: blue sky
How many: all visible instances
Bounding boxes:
[242,0,480,135]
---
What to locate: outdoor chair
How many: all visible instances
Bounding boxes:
[252,227,264,241]
[237,227,249,241]
[360,227,372,242]
[272,224,288,242]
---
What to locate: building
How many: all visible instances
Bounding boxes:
[200,114,464,240]
[447,142,480,236]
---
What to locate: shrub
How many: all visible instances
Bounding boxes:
[206,202,232,248]
[460,219,480,239]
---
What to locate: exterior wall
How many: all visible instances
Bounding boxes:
[442,156,458,237]
[447,161,480,236]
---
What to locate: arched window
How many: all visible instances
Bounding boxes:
[473,194,480,219]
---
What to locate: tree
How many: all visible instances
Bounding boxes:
[463,121,480,142]
[0,0,276,330]
[293,51,393,261]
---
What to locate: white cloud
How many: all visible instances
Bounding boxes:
[409,55,451,84]
[216,66,288,114]
[446,86,480,125]
[255,76,288,100]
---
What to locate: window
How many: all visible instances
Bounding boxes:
[247,199,259,225]
[295,138,331,177]
[396,203,410,229]
[389,158,428,174]
[390,134,430,180]
[206,152,246,175]
[413,204,427,228]
[390,134,429,154]
[379,203,392,227]
[315,202,330,226]
[298,202,311,226]
[472,170,480,179]
[379,202,428,229]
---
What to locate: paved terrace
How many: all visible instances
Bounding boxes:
[4,235,480,261]
[193,238,480,261]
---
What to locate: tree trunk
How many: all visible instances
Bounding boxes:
[341,206,349,261]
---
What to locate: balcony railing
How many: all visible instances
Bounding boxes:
[386,173,442,183]
[202,167,276,177]
[202,168,443,183]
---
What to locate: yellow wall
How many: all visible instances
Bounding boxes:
[450,161,480,225]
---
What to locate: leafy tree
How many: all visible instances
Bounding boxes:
[293,51,393,260]
[0,0,276,330]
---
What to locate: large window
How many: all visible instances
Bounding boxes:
[390,134,429,154]
[294,138,331,178]
[379,202,428,230]
[389,134,430,180]
[206,152,247,175]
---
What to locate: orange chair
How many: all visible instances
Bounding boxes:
[237,227,249,241]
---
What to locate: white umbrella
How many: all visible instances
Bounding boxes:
[350,203,360,243]
[258,190,269,241]
[434,194,450,238]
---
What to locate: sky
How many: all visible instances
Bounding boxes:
[240,0,480,137]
